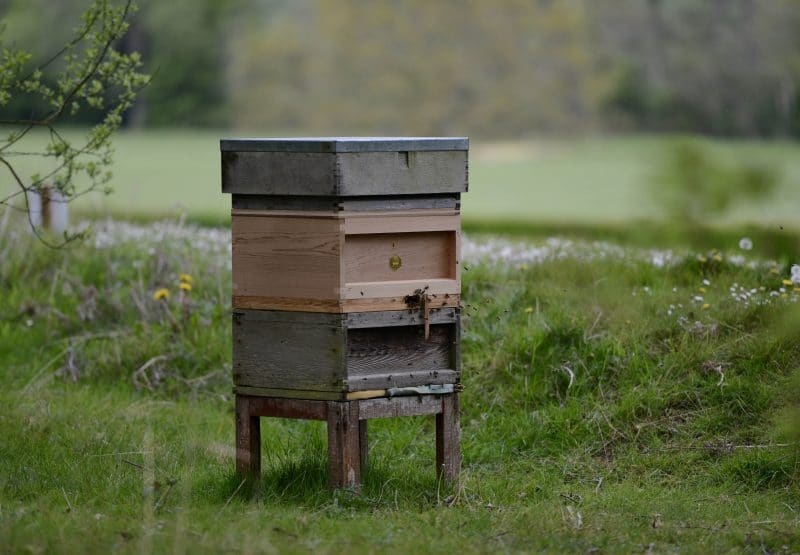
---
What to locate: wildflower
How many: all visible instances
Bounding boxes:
[702,279,711,286]
[179,282,192,292]
[524,307,533,314]
[179,273,193,284]
[696,254,707,263]
[153,288,170,301]
[792,265,800,284]
[519,263,528,271]
[738,237,753,251]
[783,279,794,287]
[712,253,723,262]
[699,287,707,293]
[702,303,710,310]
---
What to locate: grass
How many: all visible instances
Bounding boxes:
[2,130,800,230]
[2,215,799,552]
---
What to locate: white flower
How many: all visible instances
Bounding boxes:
[792,265,800,284]
[738,237,753,251]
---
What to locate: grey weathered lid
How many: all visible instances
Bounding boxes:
[220,137,468,153]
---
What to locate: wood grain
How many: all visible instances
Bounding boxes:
[343,212,459,235]
[222,151,337,195]
[345,370,459,392]
[232,295,342,312]
[336,151,467,196]
[339,195,459,212]
[327,401,361,490]
[341,294,459,313]
[232,194,460,212]
[234,386,345,401]
[436,393,460,482]
[346,325,451,376]
[232,214,342,301]
[345,307,456,329]
[344,231,455,283]
[235,396,261,478]
[246,396,329,420]
[341,278,460,301]
[222,150,467,197]
[232,294,459,313]
[357,395,444,419]
[232,310,346,392]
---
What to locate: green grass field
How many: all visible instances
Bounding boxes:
[3,130,800,230]
[2,133,800,552]
[1,217,799,553]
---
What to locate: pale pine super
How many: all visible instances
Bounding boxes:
[223,137,467,314]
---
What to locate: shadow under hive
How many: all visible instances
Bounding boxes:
[221,137,468,489]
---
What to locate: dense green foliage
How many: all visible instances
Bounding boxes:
[3,0,799,137]
[1,218,799,552]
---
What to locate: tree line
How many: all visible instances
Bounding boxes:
[2,0,798,138]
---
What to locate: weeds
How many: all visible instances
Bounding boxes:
[1,217,799,552]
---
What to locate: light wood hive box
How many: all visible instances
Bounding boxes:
[221,137,468,400]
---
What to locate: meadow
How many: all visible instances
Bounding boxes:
[3,129,800,230]
[1,133,800,553]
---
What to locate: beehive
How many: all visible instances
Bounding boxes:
[221,137,468,400]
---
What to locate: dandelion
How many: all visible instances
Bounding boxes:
[524,307,533,314]
[702,303,710,310]
[699,287,706,293]
[179,282,192,292]
[152,288,170,301]
[696,254,708,263]
[179,273,193,284]
[783,279,794,287]
[738,237,753,251]
[518,263,528,271]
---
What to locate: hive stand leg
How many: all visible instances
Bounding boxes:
[359,419,369,474]
[327,401,361,490]
[436,393,461,483]
[235,395,261,479]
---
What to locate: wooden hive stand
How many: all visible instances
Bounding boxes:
[221,137,468,490]
[235,392,460,489]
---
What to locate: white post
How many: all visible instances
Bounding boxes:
[26,186,68,234]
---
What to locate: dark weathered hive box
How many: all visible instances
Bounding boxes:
[221,137,467,399]
[232,308,460,400]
